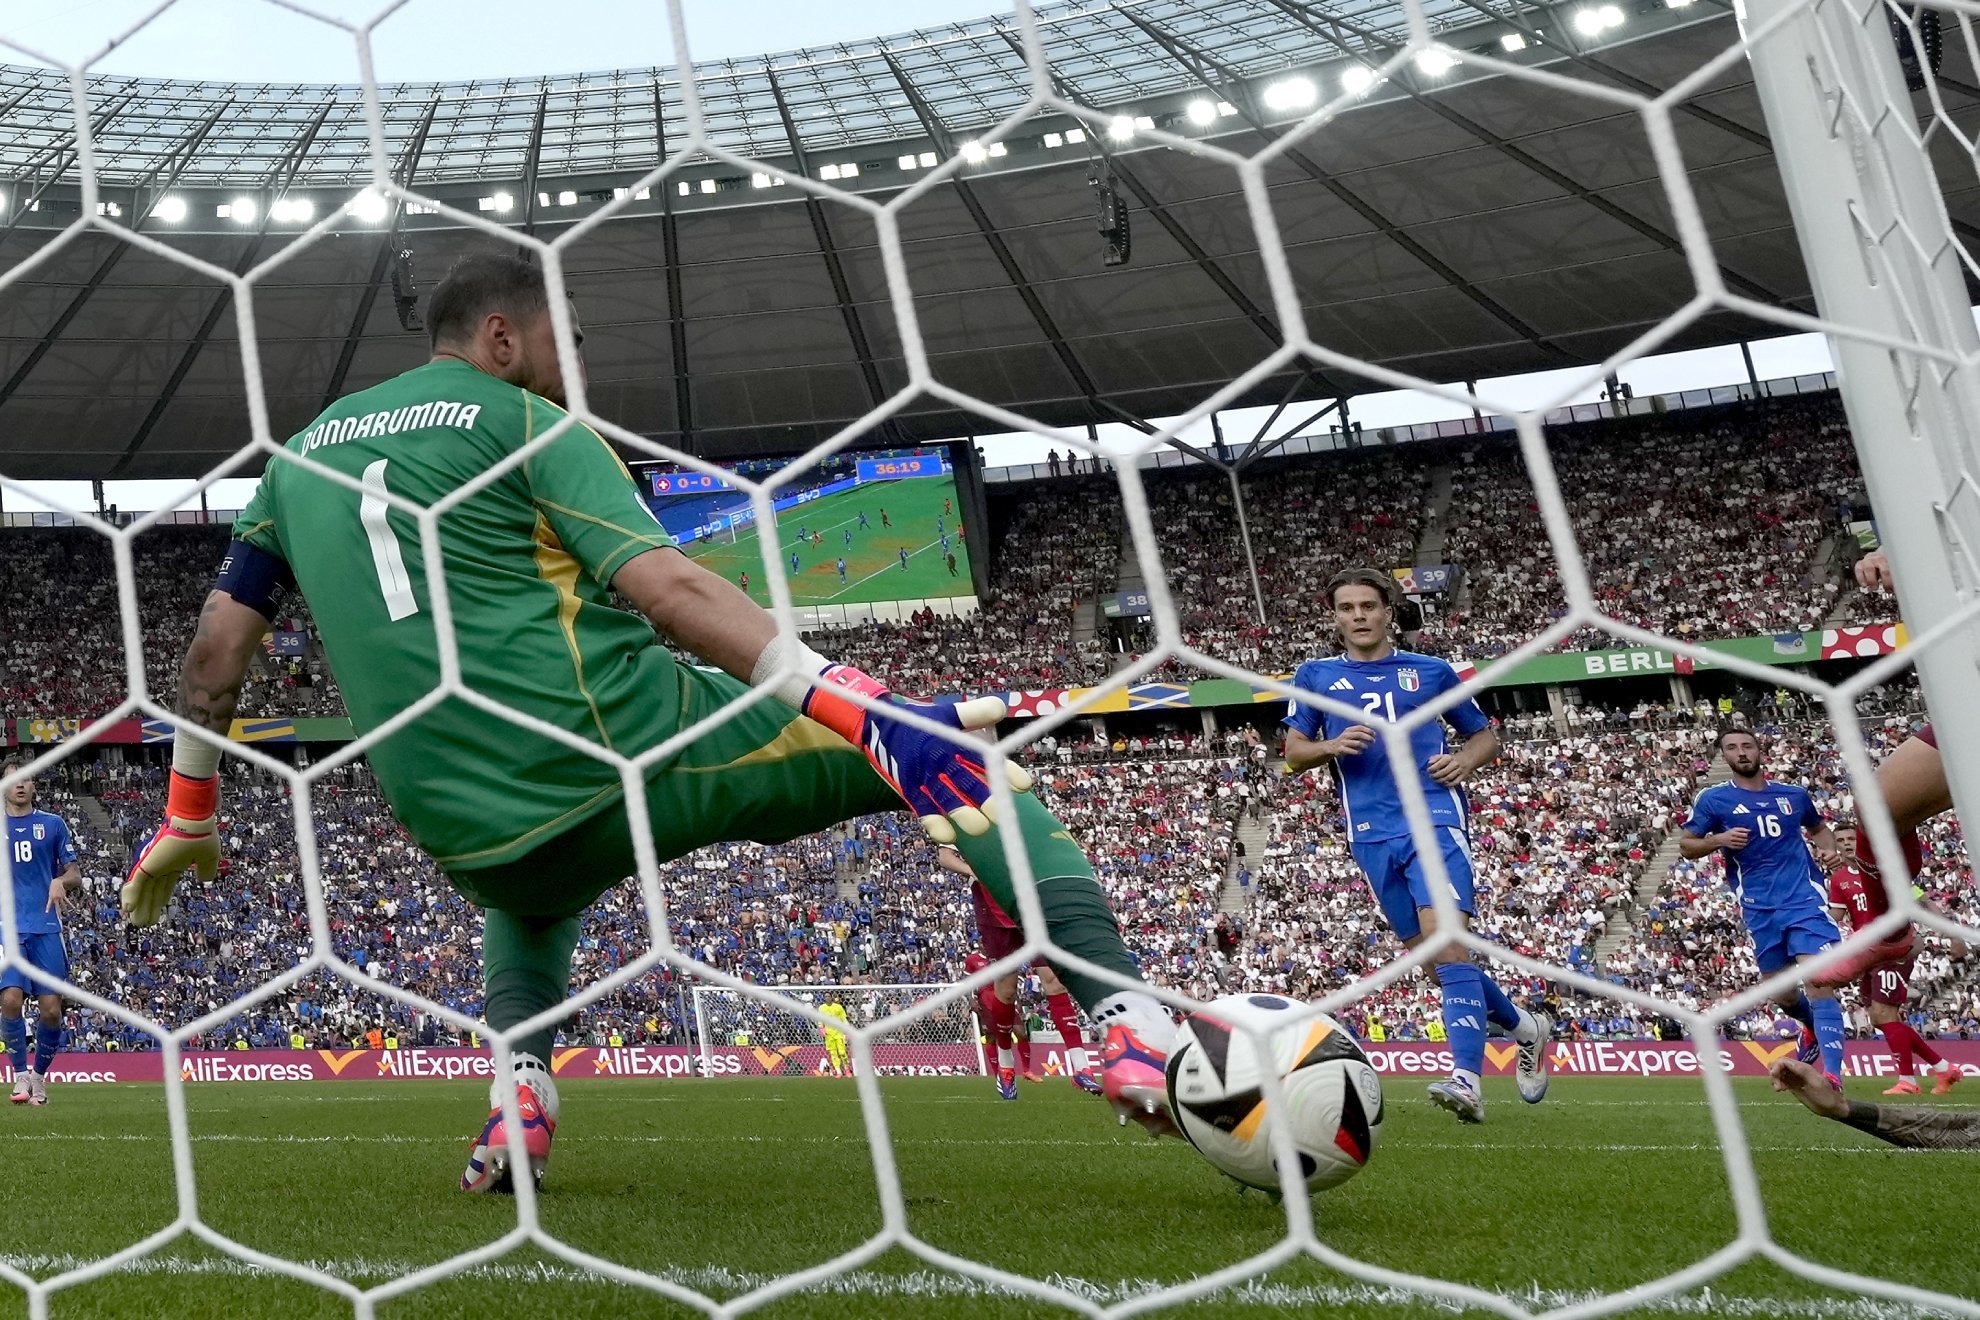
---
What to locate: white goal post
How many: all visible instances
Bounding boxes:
[691,984,986,1077]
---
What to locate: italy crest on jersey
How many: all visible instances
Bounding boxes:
[1398,668,1420,692]
[1776,797,1794,815]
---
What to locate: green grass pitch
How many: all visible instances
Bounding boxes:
[7,1076,1975,1317]
[679,475,973,609]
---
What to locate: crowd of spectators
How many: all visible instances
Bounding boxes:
[1439,395,1862,658]
[26,680,1972,1056]
[0,526,341,724]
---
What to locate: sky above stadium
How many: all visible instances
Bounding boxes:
[1,0,1003,82]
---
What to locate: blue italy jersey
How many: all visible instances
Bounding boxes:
[1682,781,1827,913]
[1283,650,1490,841]
[6,810,75,936]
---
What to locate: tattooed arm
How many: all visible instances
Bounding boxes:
[181,590,268,734]
[1772,1059,1980,1149]
[121,589,271,926]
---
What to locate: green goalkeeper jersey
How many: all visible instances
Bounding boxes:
[233,358,679,869]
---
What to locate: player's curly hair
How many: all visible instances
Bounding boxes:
[1325,567,1398,609]
[426,250,550,349]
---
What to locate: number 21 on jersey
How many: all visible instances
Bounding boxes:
[1360,690,1399,722]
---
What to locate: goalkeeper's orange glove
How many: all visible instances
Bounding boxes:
[122,771,220,926]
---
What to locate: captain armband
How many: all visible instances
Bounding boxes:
[213,539,296,620]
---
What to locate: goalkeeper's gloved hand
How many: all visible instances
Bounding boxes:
[797,664,1032,843]
[122,770,221,926]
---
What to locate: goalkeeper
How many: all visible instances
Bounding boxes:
[126,252,1180,1192]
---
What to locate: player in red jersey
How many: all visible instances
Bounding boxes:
[1819,825,1966,1094]
[943,846,1102,1100]
[1849,553,1953,889]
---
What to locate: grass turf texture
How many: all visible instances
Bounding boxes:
[6,1076,1974,1318]
[679,475,971,609]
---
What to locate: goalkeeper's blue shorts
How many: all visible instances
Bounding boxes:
[1,931,69,998]
[1349,829,1475,943]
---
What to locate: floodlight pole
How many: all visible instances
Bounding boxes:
[1743,0,1980,827]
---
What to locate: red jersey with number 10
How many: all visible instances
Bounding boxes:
[1828,864,1894,934]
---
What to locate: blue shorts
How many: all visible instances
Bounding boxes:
[1349,828,1475,943]
[1,931,68,999]
[1745,907,1841,976]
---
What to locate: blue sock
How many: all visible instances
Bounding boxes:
[1479,972,1522,1033]
[1434,963,1488,1077]
[32,1023,61,1075]
[1782,992,1816,1031]
[1811,998,1846,1078]
[1,1016,24,1074]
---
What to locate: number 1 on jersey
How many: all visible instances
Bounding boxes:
[360,458,420,621]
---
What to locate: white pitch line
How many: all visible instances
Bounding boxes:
[0,1254,1956,1318]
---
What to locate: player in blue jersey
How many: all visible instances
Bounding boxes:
[1283,569,1550,1123]
[2,760,80,1107]
[1679,727,1846,1083]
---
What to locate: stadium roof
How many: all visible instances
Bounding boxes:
[2,0,1552,184]
[0,0,1975,480]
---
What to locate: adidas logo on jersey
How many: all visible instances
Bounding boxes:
[1732,805,1750,815]
[1330,678,1354,691]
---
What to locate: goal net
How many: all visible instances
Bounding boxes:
[2,0,1980,1313]
[691,984,984,1077]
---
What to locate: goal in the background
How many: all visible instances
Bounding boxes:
[691,984,985,1077]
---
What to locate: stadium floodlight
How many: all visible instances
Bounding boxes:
[94,201,122,217]
[986,143,1006,158]
[1063,129,1084,144]
[1042,132,1064,148]
[898,153,919,169]
[699,179,716,194]
[1666,0,1694,7]
[1574,4,1624,33]
[227,197,257,224]
[1501,32,1527,51]
[270,197,313,223]
[151,195,187,222]
[1341,65,1377,95]
[557,190,577,206]
[477,192,513,213]
[1415,48,1458,74]
[1262,75,1318,110]
[349,189,388,223]
[918,150,937,166]
[960,140,988,164]
[752,172,774,188]
[1107,115,1135,142]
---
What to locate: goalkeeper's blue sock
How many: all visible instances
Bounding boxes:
[1,1015,25,1073]
[1783,992,1816,1031]
[1811,997,1847,1078]
[1434,963,1488,1081]
[32,1022,61,1075]
[1479,971,1522,1033]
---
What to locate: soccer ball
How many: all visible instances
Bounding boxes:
[1164,994,1383,1193]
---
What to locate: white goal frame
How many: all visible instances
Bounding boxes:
[690,983,987,1078]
